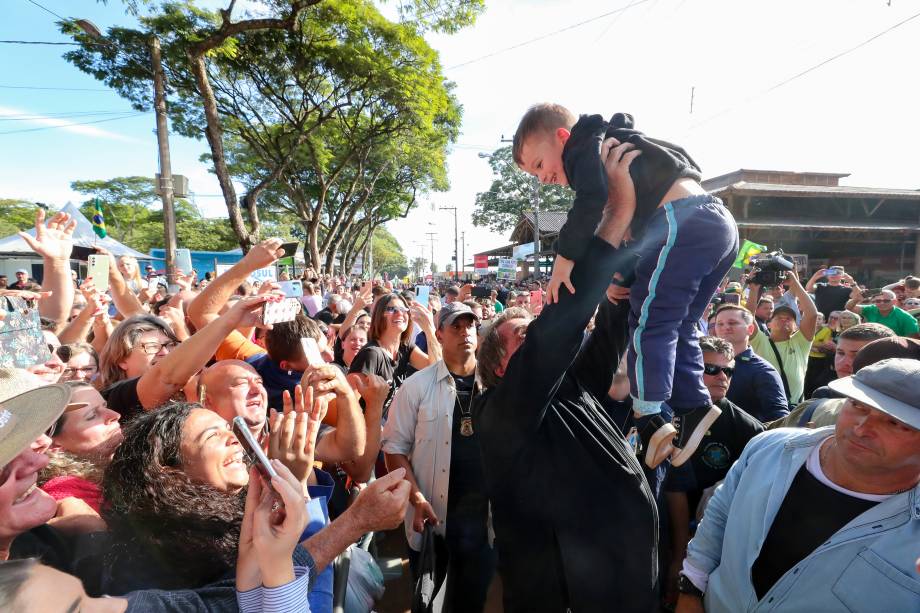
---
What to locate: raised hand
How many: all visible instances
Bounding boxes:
[242,238,285,272]
[19,209,76,261]
[269,385,323,491]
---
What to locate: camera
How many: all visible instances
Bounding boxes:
[747,250,794,287]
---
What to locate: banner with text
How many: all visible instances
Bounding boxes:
[497,258,518,280]
[474,254,489,275]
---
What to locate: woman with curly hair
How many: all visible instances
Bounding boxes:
[81,400,411,611]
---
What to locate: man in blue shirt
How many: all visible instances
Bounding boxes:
[712,305,788,422]
[678,358,920,612]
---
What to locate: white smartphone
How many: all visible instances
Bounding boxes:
[300,337,325,368]
[415,285,431,305]
[87,255,110,292]
[261,298,301,326]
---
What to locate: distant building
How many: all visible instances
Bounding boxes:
[705,169,920,284]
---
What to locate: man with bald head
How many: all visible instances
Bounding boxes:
[200,359,364,465]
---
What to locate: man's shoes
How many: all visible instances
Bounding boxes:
[670,404,722,467]
[639,414,678,469]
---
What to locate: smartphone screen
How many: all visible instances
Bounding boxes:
[280,280,303,298]
[722,293,741,305]
[71,245,94,261]
[87,255,110,292]
[231,416,279,482]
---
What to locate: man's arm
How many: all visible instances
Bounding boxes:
[187,238,284,328]
[786,271,818,341]
[571,297,631,400]
[19,210,75,330]
[744,282,762,315]
[308,366,365,463]
[136,296,273,409]
[844,285,865,315]
[752,365,789,421]
[804,268,826,293]
[342,373,388,483]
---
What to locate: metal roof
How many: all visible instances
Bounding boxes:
[737,218,920,231]
[711,181,920,200]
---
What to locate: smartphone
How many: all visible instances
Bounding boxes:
[472,286,490,299]
[261,297,301,326]
[824,267,843,277]
[175,248,193,274]
[280,280,303,298]
[231,416,279,482]
[147,277,160,292]
[71,245,94,261]
[530,290,543,306]
[300,337,325,368]
[721,293,741,305]
[87,255,110,292]
[280,241,299,259]
[415,285,431,306]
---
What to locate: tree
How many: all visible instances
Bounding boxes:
[472,146,572,235]
[64,0,481,251]
[0,200,41,238]
[410,256,428,279]
[372,227,408,279]
[430,262,438,274]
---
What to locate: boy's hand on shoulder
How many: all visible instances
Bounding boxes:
[546,254,575,305]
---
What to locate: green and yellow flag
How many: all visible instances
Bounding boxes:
[92,197,107,239]
[733,239,767,269]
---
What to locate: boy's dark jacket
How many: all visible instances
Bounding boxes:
[557,112,702,261]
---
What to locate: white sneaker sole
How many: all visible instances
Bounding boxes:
[671,405,722,467]
[644,422,678,469]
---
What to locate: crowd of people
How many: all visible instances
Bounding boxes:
[0,140,919,612]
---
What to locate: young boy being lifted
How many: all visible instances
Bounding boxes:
[513,104,739,468]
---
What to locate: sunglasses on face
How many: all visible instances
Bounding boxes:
[703,363,734,377]
[384,306,409,315]
[873,299,892,304]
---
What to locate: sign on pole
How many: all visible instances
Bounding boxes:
[497,257,518,280]
[474,254,489,275]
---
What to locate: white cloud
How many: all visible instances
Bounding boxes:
[0,105,138,142]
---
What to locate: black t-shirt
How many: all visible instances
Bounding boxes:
[446,373,488,531]
[813,283,852,319]
[668,397,765,494]
[101,377,143,421]
[751,464,880,599]
[348,340,417,416]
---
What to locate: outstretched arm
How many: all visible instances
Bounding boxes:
[20,209,75,330]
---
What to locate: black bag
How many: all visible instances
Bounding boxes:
[411,525,447,613]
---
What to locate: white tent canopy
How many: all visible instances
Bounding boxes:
[0,202,151,259]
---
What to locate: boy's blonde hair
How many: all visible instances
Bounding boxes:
[512,103,577,166]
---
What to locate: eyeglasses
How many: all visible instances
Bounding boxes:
[703,363,734,377]
[136,340,179,355]
[384,306,409,315]
[62,366,97,377]
[872,299,892,304]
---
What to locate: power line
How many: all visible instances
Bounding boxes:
[0,110,142,121]
[689,9,920,130]
[447,0,652,70]
[0,112,148,135]
[23,0,67,21]
[0,84,112,92]
[0,40,80,45]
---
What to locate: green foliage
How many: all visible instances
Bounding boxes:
[372,226,408,278]
[409,256,428,278]
[71,176,238,252]
[472,146,572,235]
[0,199,40,238]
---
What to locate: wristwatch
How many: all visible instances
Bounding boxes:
[678,574,704,598]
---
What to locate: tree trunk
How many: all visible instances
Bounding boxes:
[188,53,256,251]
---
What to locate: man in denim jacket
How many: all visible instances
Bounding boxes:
[678,358,920,612]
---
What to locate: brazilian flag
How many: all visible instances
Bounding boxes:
[733,239,767,269]
[92,198,107,239]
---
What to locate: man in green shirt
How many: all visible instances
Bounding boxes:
[748,270,819,404]
[846,288,920,337]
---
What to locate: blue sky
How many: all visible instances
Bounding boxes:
[3,0,919,269]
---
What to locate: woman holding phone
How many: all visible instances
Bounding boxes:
[348,293,440,415]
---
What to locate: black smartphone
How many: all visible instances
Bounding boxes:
[71,245,95,261]
[231,416,279,484]
[280,241,299,258]
[721,293,741,305]
[471,286,490,299]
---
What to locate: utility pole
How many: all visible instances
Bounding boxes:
[461,230,466,280]
[439,206,459,281]
[532,177,541,277]
[150,35,178,289]
[425,231,437,275]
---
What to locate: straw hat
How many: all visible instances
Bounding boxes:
[0,369,75,467]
